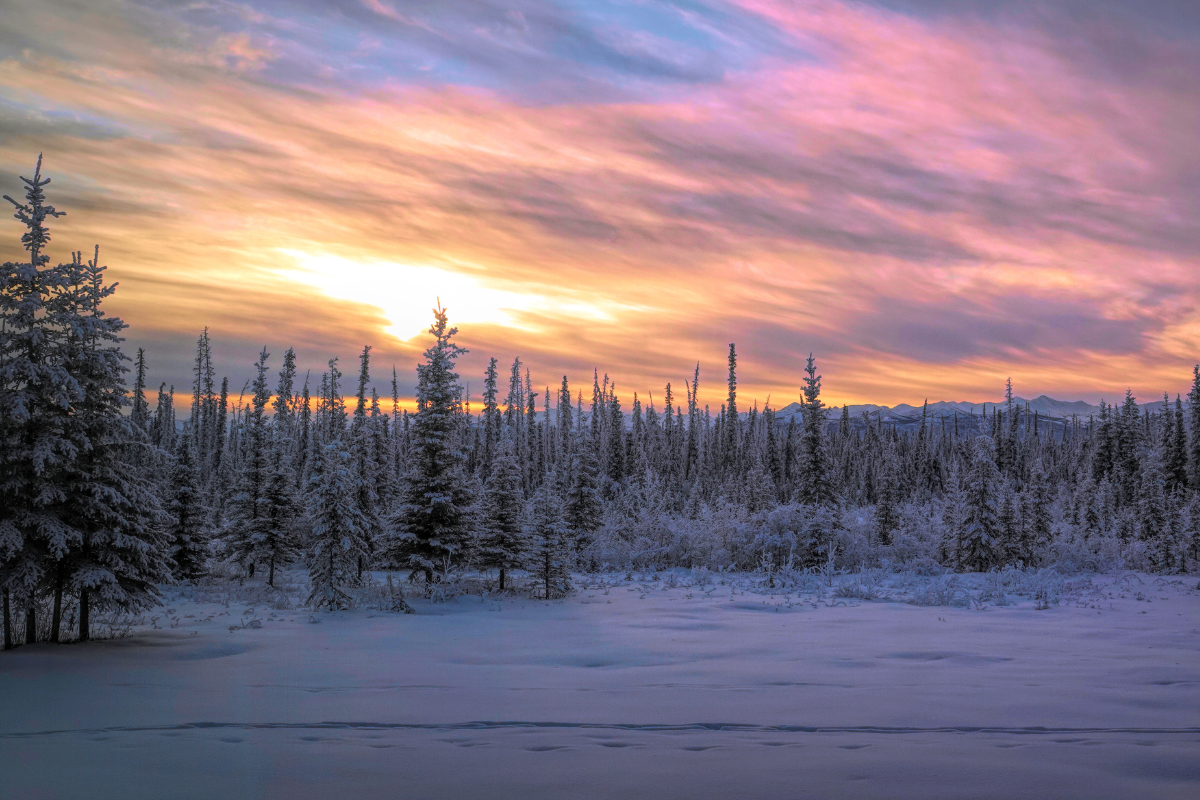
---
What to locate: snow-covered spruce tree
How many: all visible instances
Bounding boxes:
[3,162,169,643]
[556,375,573,465]
[0,156,74,645]
[166,431,209,580]
[480,357,501,477]
[1189,366,1200,491]
[350,345,381,579]
[479,436,527,590]
[224,347,272,576]
[131,347,150,432]
[258,431,302,586]
[1139,449,1175,573]
[796,354,835,506]
[1183,494,1200,568]
[873,445,900,546]
[58,247,171,640]
[956,437,1002,572]
[527,484,571,599]
[1025,460,1053,558]
[150,382,177,451]
[1165,395,1188,496]
[385,305,472,583]
[563,429,602,561]
[743,448,776,515]
[938,463,965,564]
[305,440,371,610]
[996,482,1019,566]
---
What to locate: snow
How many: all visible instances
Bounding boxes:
[3,572,1200,799]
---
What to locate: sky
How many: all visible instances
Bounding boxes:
[2,0,1199,411]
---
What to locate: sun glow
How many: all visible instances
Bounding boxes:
[277,250,542,340]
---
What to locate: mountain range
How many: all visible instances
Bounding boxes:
[772,395,1173,425]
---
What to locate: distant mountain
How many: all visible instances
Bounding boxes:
[770,394,1171,433]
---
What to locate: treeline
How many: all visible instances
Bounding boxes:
[4,161,1200,648]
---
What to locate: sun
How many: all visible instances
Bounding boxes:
[276,249,540,340]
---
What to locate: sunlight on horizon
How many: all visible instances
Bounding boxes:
[277,249,544,340]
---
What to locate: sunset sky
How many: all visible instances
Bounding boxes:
[3,0,1199,410]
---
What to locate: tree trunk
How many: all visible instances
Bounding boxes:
[248,561,255,578]
[2,589,12,650]
[25,604,36,644]
[268,555,276,587]
[79,589,90,642]
[51,566,64,643]
[357,556,364,581]
[499,568,506,591]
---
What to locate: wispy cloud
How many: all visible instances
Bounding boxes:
[1,0,1198,406]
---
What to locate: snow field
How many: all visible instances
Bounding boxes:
[3,571,1199,799]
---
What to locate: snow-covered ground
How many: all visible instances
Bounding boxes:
[3,571,1199,799]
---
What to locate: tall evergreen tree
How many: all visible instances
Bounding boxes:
[1166,395,1189,495]
[1139,449,1174,573]
[724,343,738,473]
[386,305,472,582]
[0,155,72,643]
[564,431,602,560]
[527,484,571,599]
[305,441,371,609]
[796,354,834,506]
[956,437,1001,572]
[1189,366,1200,490]
[481,357,501,476]
[1025,460,1053,558]
[58,246,171,638]
[224,347,272,575]
[258,432,302,586]
[479,437,527,589]
[166,431,208,580]
[874,446,900,546]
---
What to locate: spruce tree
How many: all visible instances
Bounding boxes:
[131,347,150,432]
[59,247,171,637]
[479,437,527,589]
[873,446,900,546]
[1166,395,1189,495]
[556,375,573,465]
[956,437,1001,572]
[386,305,473,582]
[796,354,834,506]
[305,440,371,609]
[350,345,381,578]
[151,382,177,451]
[1026,461,1053,558]
[258,432,302,586]
[1114,390,1142,503]
[605,387,625,488]
[481,357,501,476]
[224,347,272,575]
[1189,366,1200,490]
[3,162,169,642]
[743,448,776,515]
[996,482,1018,566]
[1139,449,1174,572]
[939,464,964,564]
[0,155,73,642]
[564,432,602,560]
[527,484,571,599]
[724,344,738,473]
[166,431,209,580]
